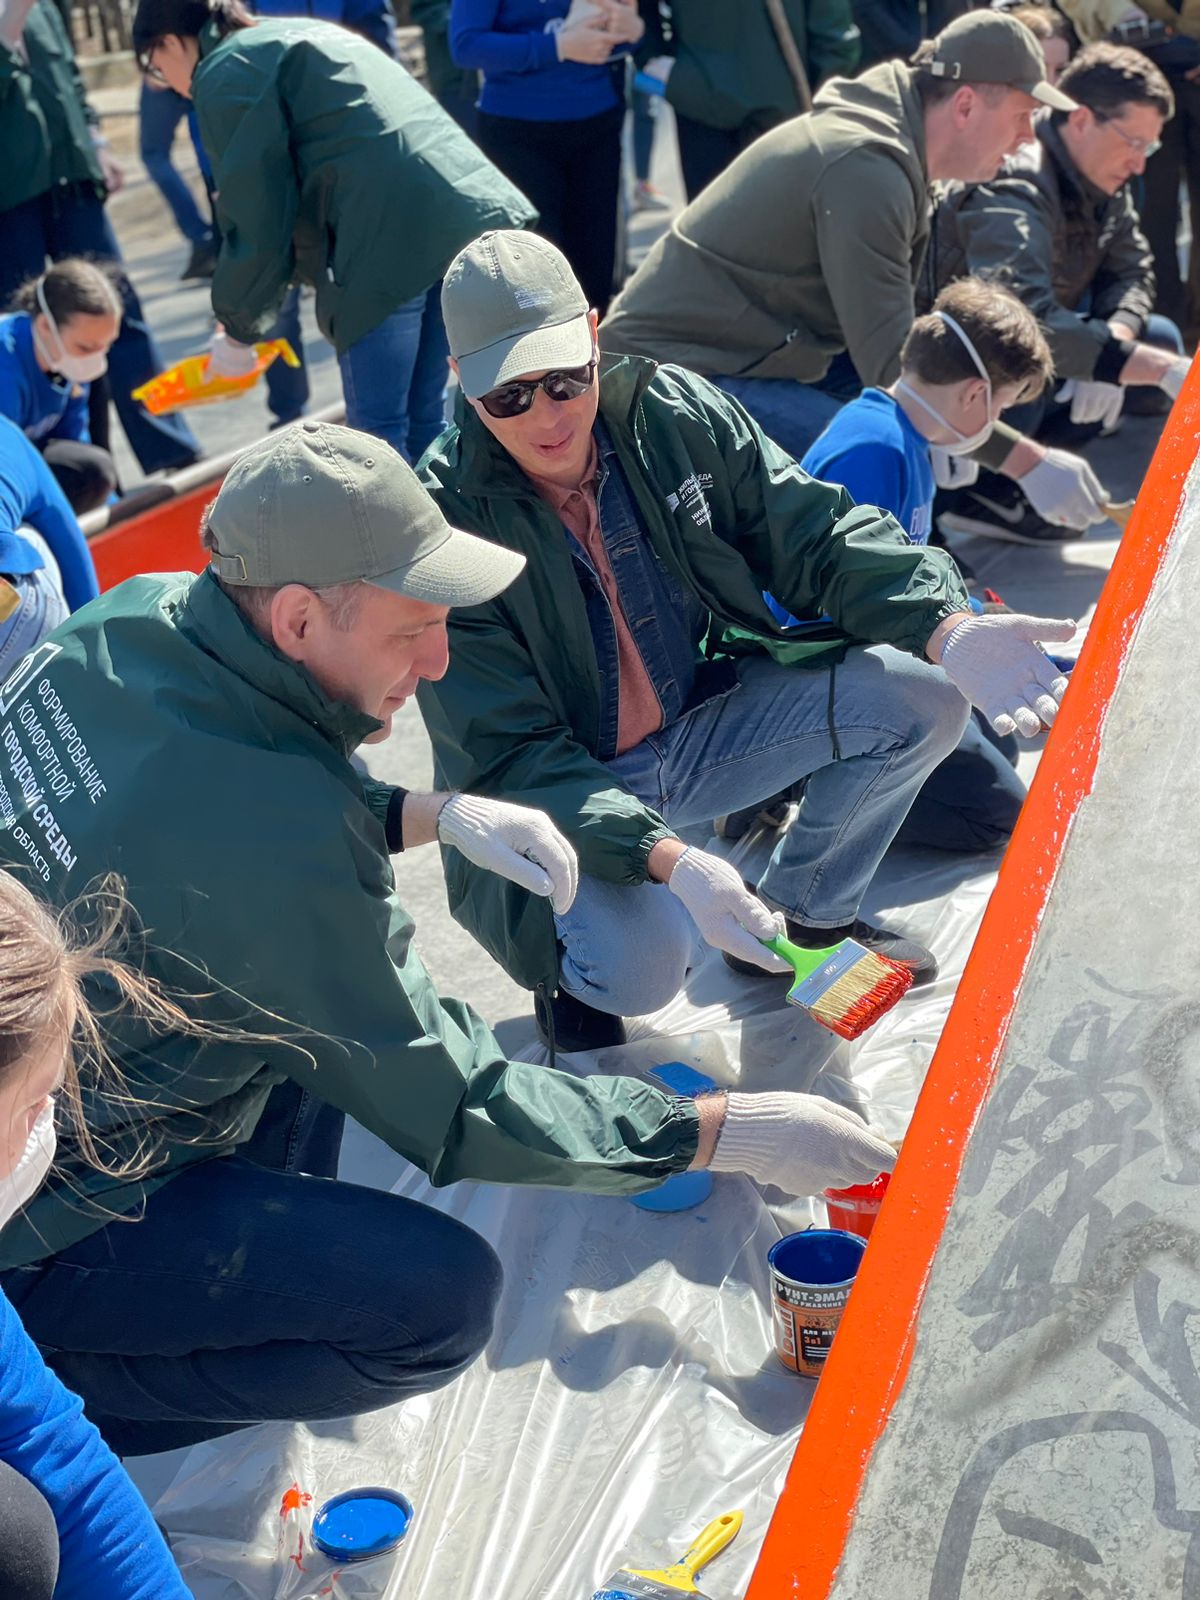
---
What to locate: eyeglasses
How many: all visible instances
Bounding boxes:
[137,45,167,83]
[478,361,597,420]
[1097,114,1162,159]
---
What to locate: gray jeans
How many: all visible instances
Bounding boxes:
[0,529,68,681]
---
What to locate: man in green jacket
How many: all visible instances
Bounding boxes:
[604,11,1112,539]
[929,43,1191,544]
[635,0,861,198]
[0,421,894,1455]
[131,0,536,461]
[417,230,1075,1053]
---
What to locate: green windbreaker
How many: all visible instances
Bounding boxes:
[191,17,537,354]
[417,356,970,995]
[0,573,699,1269]
[0,0,104,214]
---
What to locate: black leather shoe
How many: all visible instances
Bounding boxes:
[535,989,627,1054]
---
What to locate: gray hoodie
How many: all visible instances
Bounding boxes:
[602,61,930,387]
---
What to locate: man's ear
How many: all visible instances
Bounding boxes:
[269,584,317,661]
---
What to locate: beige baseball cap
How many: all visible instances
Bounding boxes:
[442,231,594,399]
[922,11,1076,111]
[204,421,524,606]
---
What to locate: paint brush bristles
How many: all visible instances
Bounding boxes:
[762,935,913,1040]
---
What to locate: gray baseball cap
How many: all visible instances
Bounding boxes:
[922,11,1076,110]
[442,231,594,399]
[204,420,525,605]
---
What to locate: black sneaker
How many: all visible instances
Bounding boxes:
[714,793,793,841]
[937,476,1084,547]
[787,917,939,987]
[181,240,218,281]
[534,989,627,1054]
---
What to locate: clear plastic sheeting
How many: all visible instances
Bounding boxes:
[152,837,1001,1600]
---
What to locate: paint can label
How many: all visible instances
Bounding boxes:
[771,1279,853,1377]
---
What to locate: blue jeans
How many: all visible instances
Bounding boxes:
[715,354,864,462]
[894,709,1025,853]
[0,1078,502,1457]
[0,531,68,681]
[0,189,201,475]
[338,285,448,462]
[138,82,213,249]
[263,286,309,426]
[555,648,969,1016]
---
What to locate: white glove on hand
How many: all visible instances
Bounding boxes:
[930,447,980,491]
[438,794,579,914]
[1019,447,1109,529]
[1160,355,1192,401]
[939,612,1075,738]
[208,331,259,379]
[1056,377,1125,432]
[709,1092,897,1195]
[667,847,787,972]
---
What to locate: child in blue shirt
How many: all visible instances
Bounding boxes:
[755,279,1056,853]
[0,260,123,516]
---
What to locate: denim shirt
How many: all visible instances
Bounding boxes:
[564,421,709,763]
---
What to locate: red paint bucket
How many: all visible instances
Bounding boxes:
[823,1171,891,1239]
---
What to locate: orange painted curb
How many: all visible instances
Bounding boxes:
[90,480,217,592]
[746,373,1200,1599]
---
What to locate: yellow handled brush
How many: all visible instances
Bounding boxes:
[591,1511,743,1599]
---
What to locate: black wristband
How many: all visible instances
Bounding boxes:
[1093,335,1137,386]
[385,786,409,853]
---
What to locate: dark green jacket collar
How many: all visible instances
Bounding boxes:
[177,570,381,753]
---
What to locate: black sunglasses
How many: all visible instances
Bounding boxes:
[478,361,597,419]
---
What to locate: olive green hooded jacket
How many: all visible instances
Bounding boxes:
[417,356,969,996]
[191,17,536,353]
[0,572,700,1270]
[602,60,929,389]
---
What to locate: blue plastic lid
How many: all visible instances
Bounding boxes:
[311,1488,413,1562]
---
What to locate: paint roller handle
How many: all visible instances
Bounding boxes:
[678,1511,744,1578]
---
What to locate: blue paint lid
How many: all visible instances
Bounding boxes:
[311,1487,413,1562]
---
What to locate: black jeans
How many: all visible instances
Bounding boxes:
[41,439,118,515]
[476,103,624,314]
[1,1080,503,1457]
[1141,73,1200,344]
[0,1457,57,1598]
[674,110,771,201]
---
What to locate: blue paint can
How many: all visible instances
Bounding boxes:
[631,1063,716,1213]
[311,1487,413,1562]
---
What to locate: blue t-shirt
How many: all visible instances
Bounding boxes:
[0,416,100,611]
[0,1286,190,1599]
[766,387,935,630]
[0,314,92,450]
[450,0,625,120]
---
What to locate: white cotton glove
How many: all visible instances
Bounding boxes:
[666,847,787,972]
[709,1092,897,1195]
[1018,447,1110,529]
[643,54,675,83]
[437,794,578,914]
[208,331,259,379]
[1056,377,1125,432]
[939,612,1075,739]
[930,447,980,491]
[1159,355,1192,401]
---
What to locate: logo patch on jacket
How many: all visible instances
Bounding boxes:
[669,472,714,528]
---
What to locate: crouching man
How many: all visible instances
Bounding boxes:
[0,422,897,1457]
[416,231,1073,1053]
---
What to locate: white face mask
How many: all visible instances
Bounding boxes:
[33,280,110,386]
[0,1099,56,1230]
[896,310,995,456]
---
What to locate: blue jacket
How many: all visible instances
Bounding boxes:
[0,314,92,450]
[0,417,100,611]
[450,0,624,120]
[252,0,398,55]
[0,1287,189,1599]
